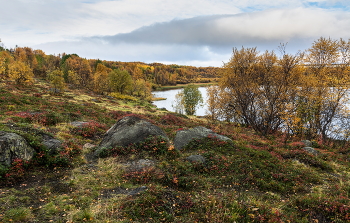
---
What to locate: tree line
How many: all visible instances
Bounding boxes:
[0,40,220,100]
[207,37,350,141]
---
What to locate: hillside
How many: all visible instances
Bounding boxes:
[0,79,349,223]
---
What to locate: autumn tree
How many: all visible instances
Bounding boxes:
[64,55,92,88]
[206,85,235,121]
[91,63,112,94]
[33,49,47,77]
[47,69,66,93]
[297,37,350,140]
[66,70,80,87]
[133,79,152,99]
[8,60,34,85]
[14,47,38,71]
[172,91,185,114]
[0,53,6,80]
[108,69,133,94]
[216,47,303,135]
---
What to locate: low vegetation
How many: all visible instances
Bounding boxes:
[0,77,348,223]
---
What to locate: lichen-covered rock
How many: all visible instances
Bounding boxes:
[70,121,89,128]
[95,116,169,155]
[174,126,232,150]
[186,155,206,164]
[303,147,320,156]
[83,143,96,150]
[40,133,63,155]
[301,140,313,147]
[0,131,35,166]
[125,159,155,172]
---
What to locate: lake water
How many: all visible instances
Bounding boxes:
[152,87,209,116]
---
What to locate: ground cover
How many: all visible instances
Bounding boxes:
[0,79,349,222]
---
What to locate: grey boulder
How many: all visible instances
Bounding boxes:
[95,116,169,155]
[40,133,63,155]
[303,147,320,156]
[186,155,206,164]
[0,131,35,166]
[174,126,232,150]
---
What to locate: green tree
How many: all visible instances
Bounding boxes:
[174,85,203,115]
[108,69,133,94]
[47,69,66,93]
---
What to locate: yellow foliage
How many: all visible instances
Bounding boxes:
[91,64,111,94]
[109,92,137,101]
[8,60,34,85]
[47,69,66,93]
[210,37,350,139]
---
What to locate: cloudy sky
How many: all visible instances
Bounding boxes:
[1,0,350,66]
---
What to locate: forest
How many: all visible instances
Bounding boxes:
[0,40,219,101]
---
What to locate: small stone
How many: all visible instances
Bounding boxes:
[186,155,206,164]
[303,147,319,156]
[301,140,312,147]
[126,159,155,172]
[83,143,96,150]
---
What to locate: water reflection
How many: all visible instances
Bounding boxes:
[152,87,209,116]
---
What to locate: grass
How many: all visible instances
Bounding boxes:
[0,79,349,222]
[154,82,216,91]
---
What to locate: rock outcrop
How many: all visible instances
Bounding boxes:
[0,131,35,166]
[95,116,169,155]
[174,126,232,150]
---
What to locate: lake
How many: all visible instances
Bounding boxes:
[152,87,209,116]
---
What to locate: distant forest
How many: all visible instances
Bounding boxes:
[0,43,220,100]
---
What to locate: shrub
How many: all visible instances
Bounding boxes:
[160,114,184,125]
[110,92,137,101]
[12,111,64,126]
[0,164,9,179]
[70,121,107,139]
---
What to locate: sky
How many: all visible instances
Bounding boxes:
[1,0,350,67]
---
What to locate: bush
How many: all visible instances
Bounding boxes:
[70,121,107,139]
[110,92,137,101]
[12,111,64,126]
[0,164,9,179]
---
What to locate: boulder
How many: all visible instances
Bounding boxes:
[174,126,232,150]
[301,140,313,147]
[96,116,169,153]
[303,147,319,156]
[0,131,35,166]
[70,121,89,128]
[40,133,63,155]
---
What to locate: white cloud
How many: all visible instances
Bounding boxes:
[2,0,350,66]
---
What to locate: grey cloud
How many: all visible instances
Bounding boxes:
[92,7,350,50]
[36,6,350,66]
